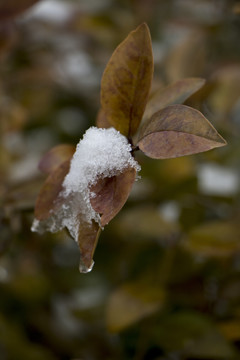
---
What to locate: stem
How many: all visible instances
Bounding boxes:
[128,138,139,154]
[131,145,139,153]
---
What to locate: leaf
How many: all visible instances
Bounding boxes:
[183,221,240,258]
[115,206,179,241]
[78,220,101,273]
[208,65,240,116]
[144,77,206,120]
[165,29,206,82]
[107,279,165,332]
[38,144,75,175]
[90,167,136,226]
[95,108,112,129]
[0,0,40,20]
[137,104,226,159]
[34,160,70,221]
[101,23,153,137]
[152,311,236,359]
[4,178,43,212]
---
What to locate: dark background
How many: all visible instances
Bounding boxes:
[0,0,240,359]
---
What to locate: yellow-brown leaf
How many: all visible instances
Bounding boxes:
[107,280,165,332]
[144,77,206,120]
[101,23,153,137]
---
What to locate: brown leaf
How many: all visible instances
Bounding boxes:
[0,0,40,20]
[38,144,75,175]
[144,77,206,120]
[90,167,136,226]
[78,220,101,273]
[101,23,153,137]
[34,160,70,221]
[137,104,226,159]
[95,108,112,129]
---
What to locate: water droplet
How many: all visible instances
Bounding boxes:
[79,259,94,274]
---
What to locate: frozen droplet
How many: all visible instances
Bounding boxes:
[79,260,94,274]
[31,219,39,232]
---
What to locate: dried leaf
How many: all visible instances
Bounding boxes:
[144,77,206,120]
[183,221,240,258]
[137,104,226,159]
[101,23,153,137]
[78,220,101,273]
[38,144,75,175]
[0,0,40,20]
[95,108,111,129]
[107,280,165,332]
[34,160,70,221]
[90,167,136,226]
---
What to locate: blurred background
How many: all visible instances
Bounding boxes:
[0,0,240,359]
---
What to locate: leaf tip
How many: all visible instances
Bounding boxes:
[216,134,227,147]
[135,22,151,40]
[196,78,206,90]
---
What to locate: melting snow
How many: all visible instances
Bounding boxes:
[32,127,140,241]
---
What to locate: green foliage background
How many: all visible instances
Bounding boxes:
[0,0,240,359]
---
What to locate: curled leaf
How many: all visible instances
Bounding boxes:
[38,144,75,175]
[144,77,206,120]
[32,127,140,275]
[137,104,226,159]
[90,167,136,226]
[101,23,153,137]
[34,160,70,221]
[78,220,101,273]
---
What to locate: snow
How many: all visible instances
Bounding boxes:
[63,127,140,194]
[32,127,140,242]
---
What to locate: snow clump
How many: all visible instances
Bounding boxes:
[31,127,140,241]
